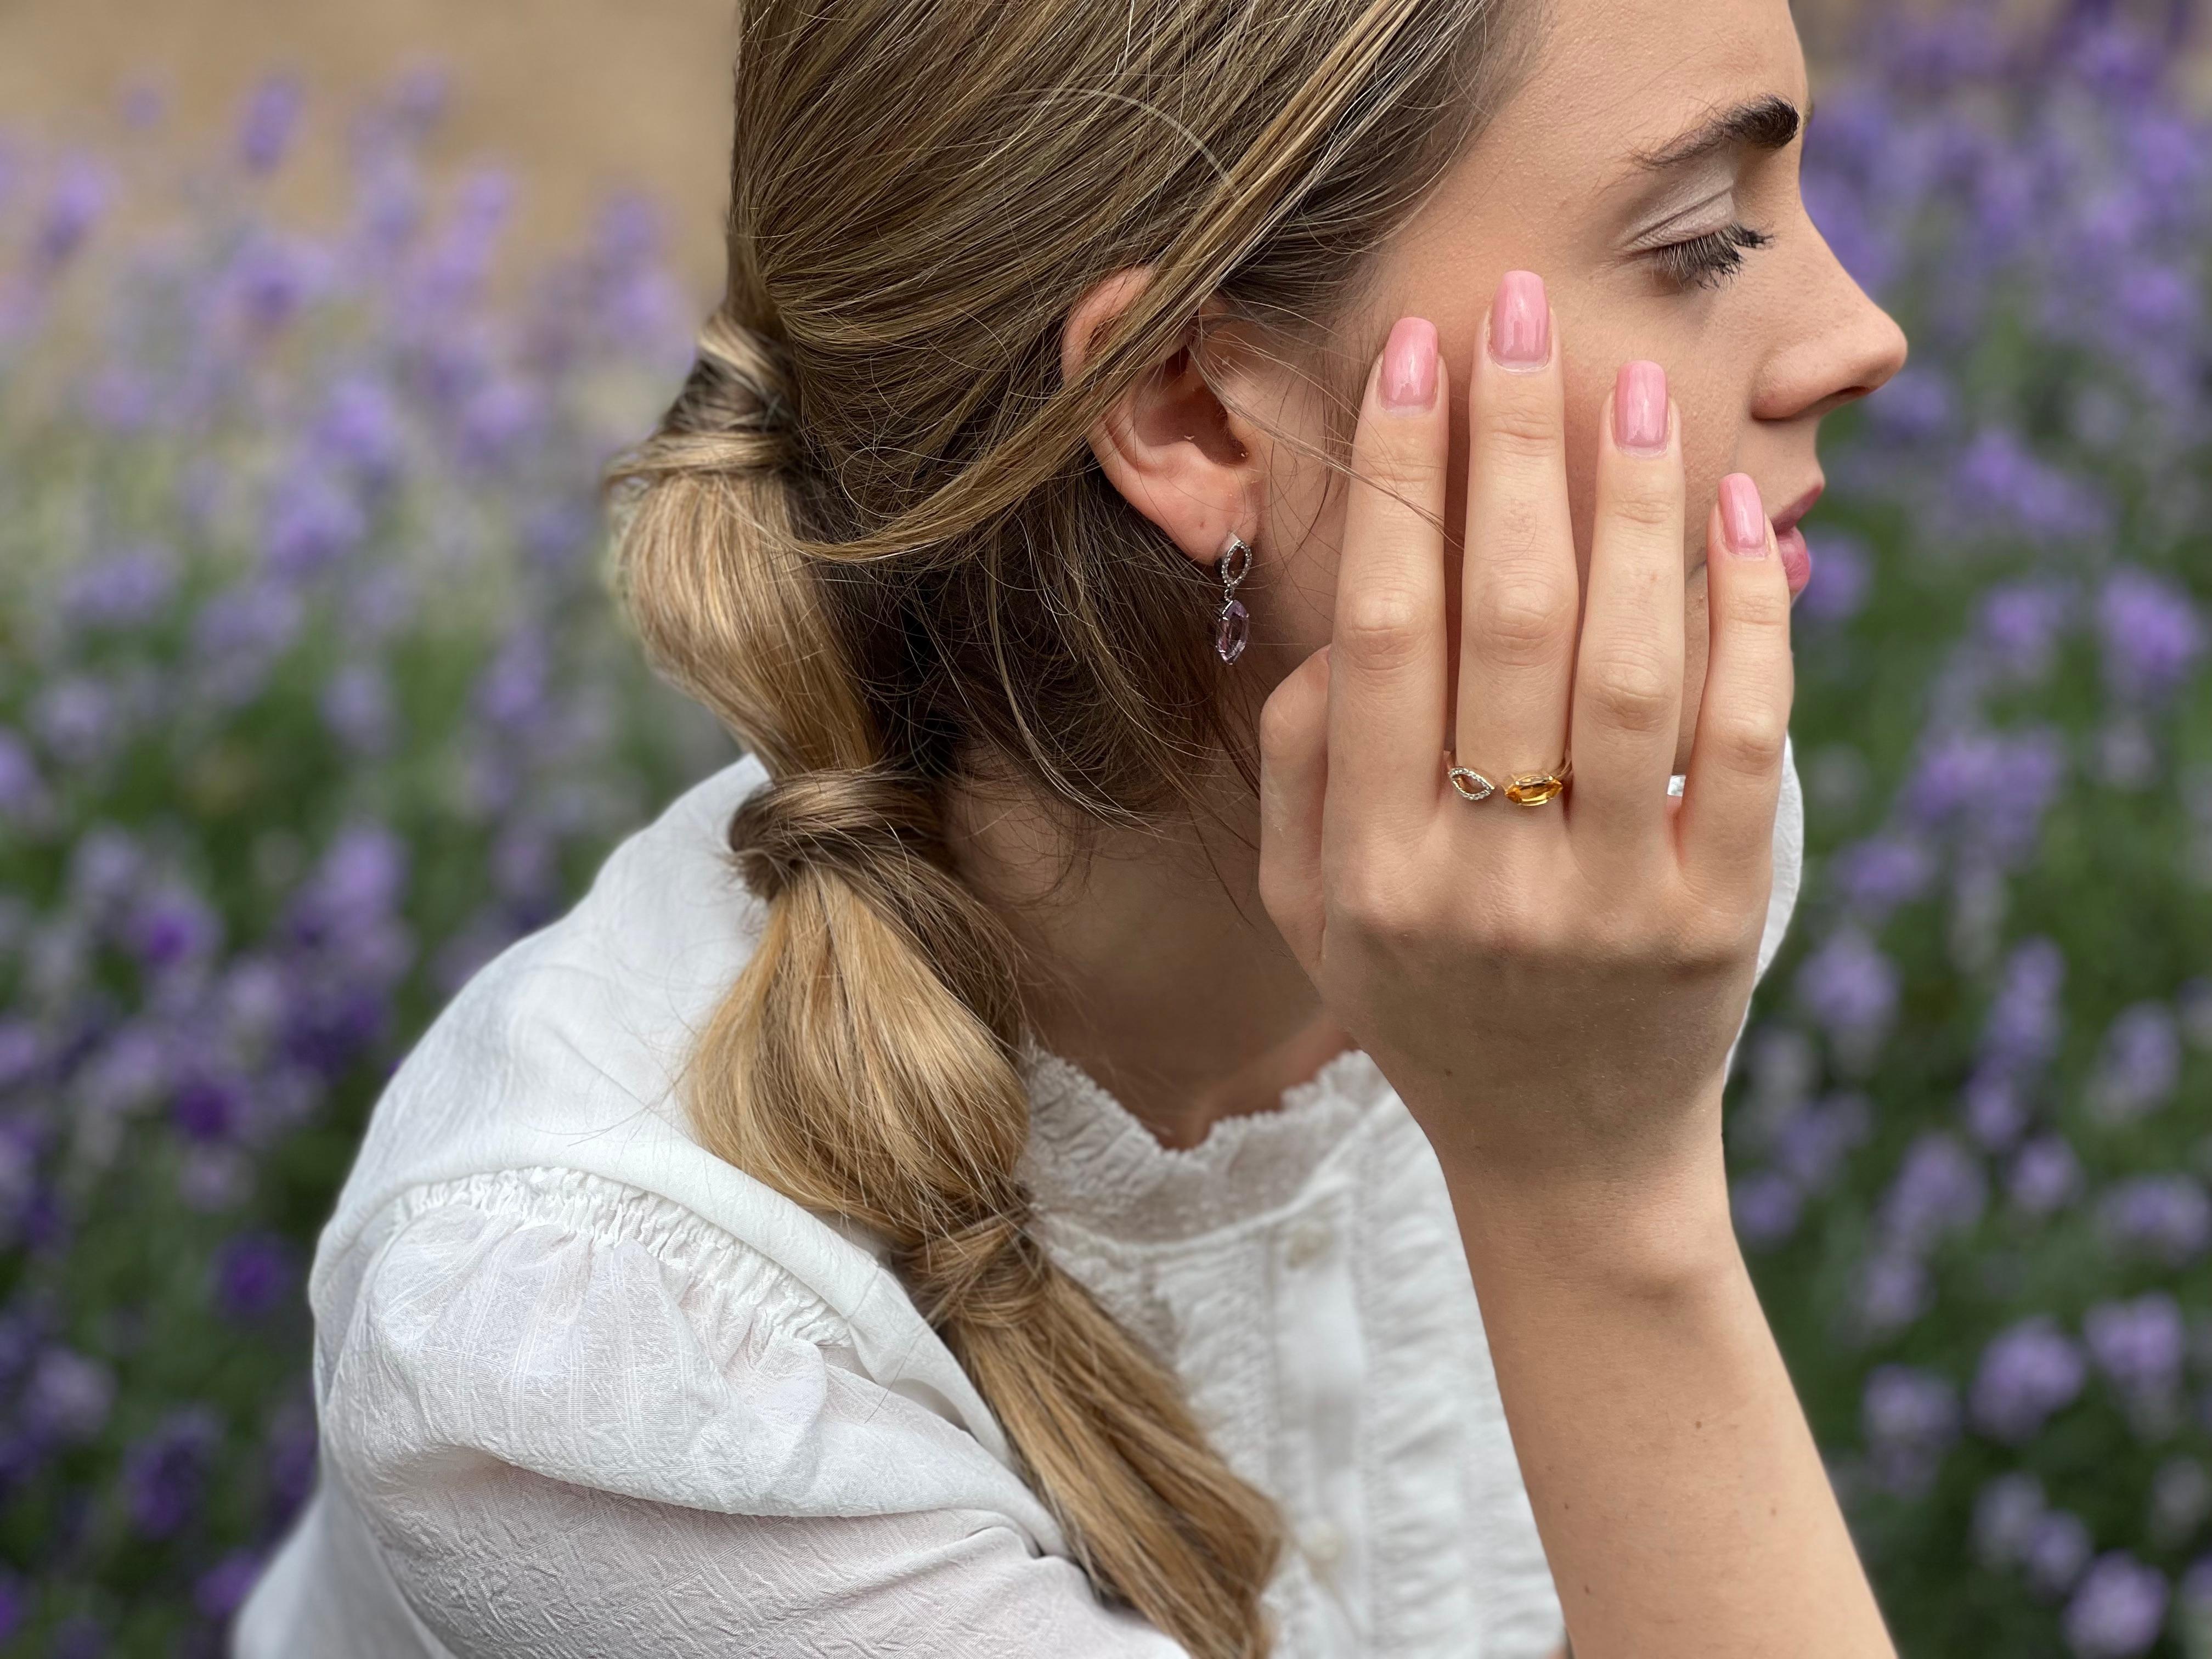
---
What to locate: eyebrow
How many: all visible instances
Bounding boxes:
[1631,94,1803,172]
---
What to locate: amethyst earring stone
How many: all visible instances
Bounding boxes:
[1214,534,1253,665]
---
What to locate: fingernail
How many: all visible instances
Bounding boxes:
[1488,271,1548,370]
[1379,316,1438,411]
[1614,361,1669,456]
[1720,473,1768,554]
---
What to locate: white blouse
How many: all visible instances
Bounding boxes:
[235,743,1803,1659]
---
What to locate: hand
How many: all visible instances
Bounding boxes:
[1257,274,1795,1198]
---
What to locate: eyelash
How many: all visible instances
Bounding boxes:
[1650,222,1773,290]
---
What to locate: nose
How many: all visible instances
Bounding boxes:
[1752,212,1910,425]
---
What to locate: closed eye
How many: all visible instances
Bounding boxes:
[1649,222,1773,290]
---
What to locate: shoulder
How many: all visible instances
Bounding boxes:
[319,1164,1064,1543]
[320,752,773,1250]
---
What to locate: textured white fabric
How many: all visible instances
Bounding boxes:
[236,741,1803,1659]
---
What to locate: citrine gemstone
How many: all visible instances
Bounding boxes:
[1505,772,1565,806]
[1215,599,1250,664]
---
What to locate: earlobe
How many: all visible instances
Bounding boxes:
[1061,267,1265,574]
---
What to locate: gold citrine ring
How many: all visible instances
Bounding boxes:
[1447,754,1572,806]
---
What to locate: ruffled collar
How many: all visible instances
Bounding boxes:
[1015,1039,1397,1245]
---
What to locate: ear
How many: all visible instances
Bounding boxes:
[1062,266,1267,572]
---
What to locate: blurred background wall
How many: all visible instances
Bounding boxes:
[0,0,741,298]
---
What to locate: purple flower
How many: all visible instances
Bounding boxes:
[1962,1069,2027,1151]
[1861,1364,1960,1496]
[1906,729,2068,866]
[1855,1249,1932,1338]
[59,545,177,632]
[122,1405,223,1538]
[2085,1294,2185,1402]
[1795,929,1900,1053]
[171,1069,249,1143]
[2098,568,2204,704]
[210,1233,296,1322]
[2100,1176,2212,1267]
[2027,1510,2096,1597]
[475,627,552,731]
[1972,1317,2086,1442]
[20,1346,115,1443]
[1799,532,1873,626]
[125,884,223,973]
[31,676,120,769]
[226,233,330,333]
[68,826,143,911]
[1880,1133,1987,1251]
[321,663,397,755]
[0,731,49,823]
[1832,836,1936,917]
[2064,1553,2169,1658]
[1953,428,2108,544]
[196,1549,265,1621]
[2008,1136,2084,1217]
[295,825,409,935]
[1731,1170,1801,1248]
[1772,1092,1873,1195]
[1979,581,2074,681]
[2087,1003,2181,1123]
[1984,940,2064,1064]
[313,374,407,486]
[34,155,111,272]
[1974,1471,2049,1568]
[237,74,303,174]
[192,582,304,707]
[262,462,368,576]
[1865,365,1955,443]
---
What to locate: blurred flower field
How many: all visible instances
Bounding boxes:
[0,3,2207,1654]
[0,69,728,1654]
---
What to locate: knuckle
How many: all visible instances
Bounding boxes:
[1334,589,1430,670]
[1706,704,1790,772]
[1724,573,1794,631]
[1582,648,1678,734]
[1355,448,1446,501]
[1605,477,1683,533]
[1480,399,1563,461]
[1468,571,1576,665]
[1333,863,1414,944]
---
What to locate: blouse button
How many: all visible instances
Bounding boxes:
[1283,1218,1334,1269]
[1300,1520,1345,1571]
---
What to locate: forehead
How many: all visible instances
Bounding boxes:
[1493,0,1808,176]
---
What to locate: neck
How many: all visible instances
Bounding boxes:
[941,761,1351,1152]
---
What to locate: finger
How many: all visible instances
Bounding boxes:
[1567,361,1685,862]
[1328,315,1451,839]
[1455,270,1579,803]
[1678,474,1795,896]
[1259,644,1331,970]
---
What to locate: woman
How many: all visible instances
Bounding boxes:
[236,0,1908,1654]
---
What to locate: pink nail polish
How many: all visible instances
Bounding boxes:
[1720,473,1768,554]
[1615,361,1668,455]
[1489,271,1548,370]
[1379,316,1438,411]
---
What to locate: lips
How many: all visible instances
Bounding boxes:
[1770,482,1824,600]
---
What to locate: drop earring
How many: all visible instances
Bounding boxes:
[1213,533,1252,665]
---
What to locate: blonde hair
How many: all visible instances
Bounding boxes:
[606,3,1526,1654]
